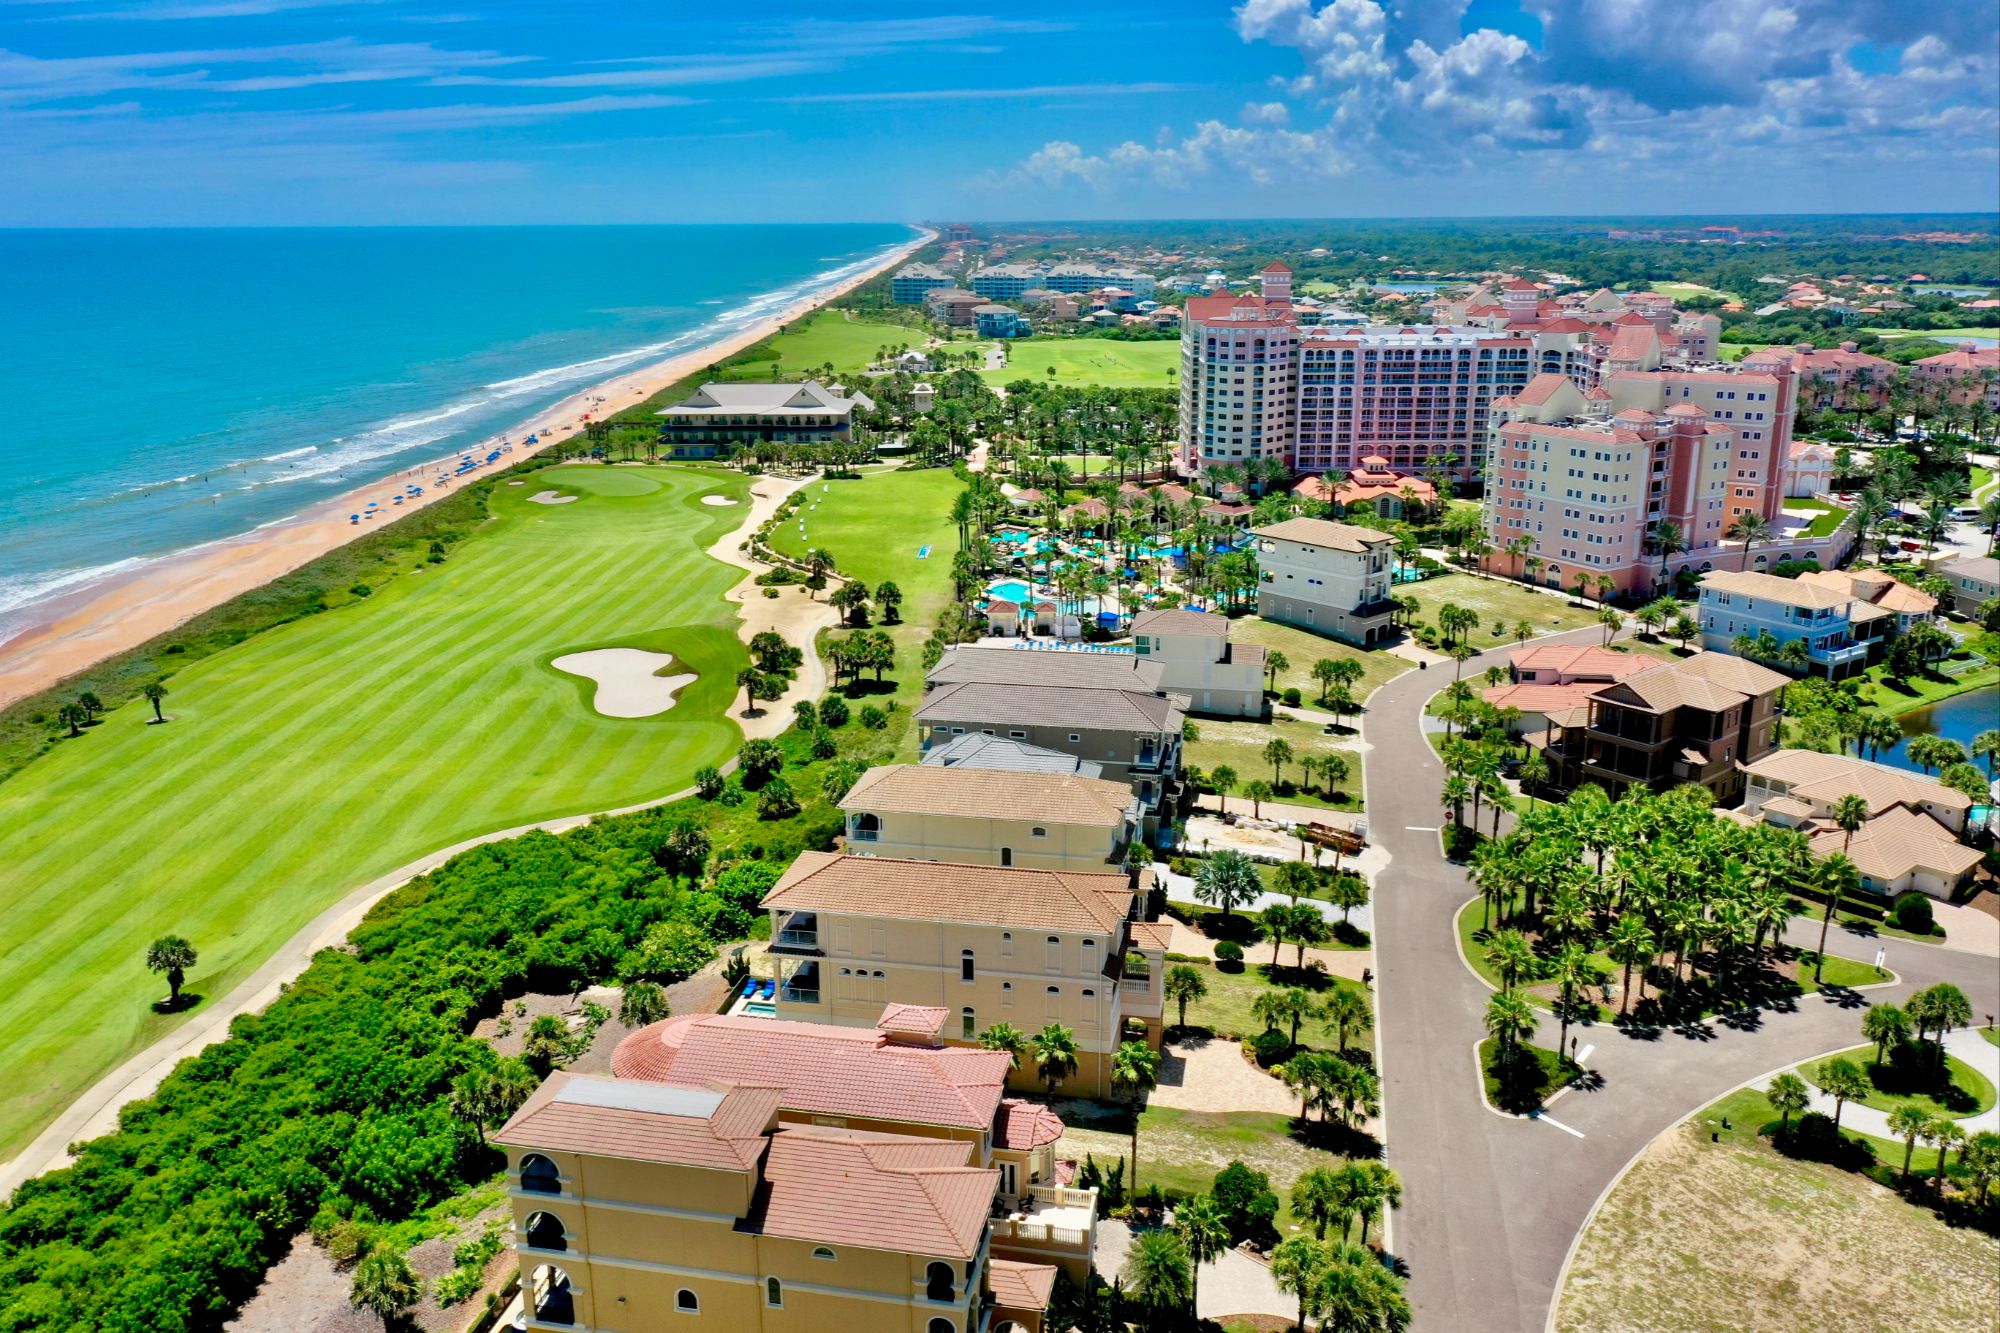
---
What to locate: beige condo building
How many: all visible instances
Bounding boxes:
[498,1009,1089,1333]
[839,764,1141,871]
[761,852,1169,1094]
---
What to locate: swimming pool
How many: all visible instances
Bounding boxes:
[740,999,776,1019]
[989,580,1033,602]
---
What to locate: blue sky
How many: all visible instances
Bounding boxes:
[1,0,1994,226]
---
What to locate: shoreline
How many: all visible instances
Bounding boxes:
[0,227,931,712]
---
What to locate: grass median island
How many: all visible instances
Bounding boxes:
[978,337,1180,389]
[1554,1088,2000,1333]
[0,465,756,1159]
[1800,1043,1997,1120]
[1478,1036,1568,1114]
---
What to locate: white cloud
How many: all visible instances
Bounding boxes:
[1003,0,1998,194]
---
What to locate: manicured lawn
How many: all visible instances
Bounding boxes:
[977,337,1180,389]
[1971,465,1995,500]
[1855,660,2000,716]
[722,309,920,378]
[1556,1090,1999,1333]
[1800,1043,1998,1120]
[1717,342,1776,362]
[1796,952,1894,993]
[0,465,755,1157]
[1056,1105,1330,1237]
[1646,281,1736,304]
[766,466,965,750]
[1862,325,2000,341]
[1780,495,1849,538]
[1165,956,1374,1055]
[1186,714,1364,812]
[1404,572,1602,641]
[1984,1026,2000,1048]
[1225,614,1411,709]
[1479,1036,1568,1113]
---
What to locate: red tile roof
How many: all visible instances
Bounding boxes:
[612,1014,1013,1130]
[495,1073,783,1170]
[994,1098,1067,1149]
[1511,643,1653,680]
[989,1259,1060,1310]
[878,1003,949,1036]
[750,1126,996,1259]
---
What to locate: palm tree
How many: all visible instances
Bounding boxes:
[1209,764,1238,814]
[145,935,198,1008]
[1549,942,1595,1063]
[1255,987,1317,1047]
[1110,1040,1161,1189]
[1244,779,1275,817]
[1861,1003,1909,1065]
[1122,1228,1192,1324]
[1766,1071,1810,1131]
[1264,650,1290,695]
[1815,794,1868,984]
[1315,1244,1411,1332]
[1163,965,1208,1035]
[1482,929,1537,993]
[1927,1119,1966,1189]
[1033,1023,1079,1094]
[1175,1193,1230,1316]
[1816,1057,1871,1133]
[980,1021,1028,1070]
[1888,1104,1932,1179]
[1264,737,1295,786]
[1606,915,1655,1015]
[1346,1161,1402,1247]
[1195,849,1261,926]
[142,679,169,723]
[1271,1235,1331,1333]
[1726,512,1771,572]
[1646,520,1688,593]
[618,980,669,1029]
[1484,991,1536,1056]
[1321,987,1373,1053]
[1290,1165,1346,1241]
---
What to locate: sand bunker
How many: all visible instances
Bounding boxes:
[507,480,525,486]
[552,649,696,718]
[700,495,739,507]
[528,490,577,505]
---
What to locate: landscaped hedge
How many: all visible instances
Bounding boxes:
[0,791,825,1331]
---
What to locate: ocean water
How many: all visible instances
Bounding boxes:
[0,224,912,636]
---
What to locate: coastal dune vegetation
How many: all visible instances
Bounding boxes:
[0,465,751,1158]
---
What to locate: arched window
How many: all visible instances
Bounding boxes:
[524,1211,566,1252]
[961,949,976,982]
[811,1246,836,1260]
[676,1288,699,1313]
[961,1006,976,1039]
[519,1154,560,1195]
[852,812,881,842]
[928,1320,956,1333]
[925,1261,957,1302]
[766,1277,783,1308]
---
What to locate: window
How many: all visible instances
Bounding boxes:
[811,1247,836,1261]
[766,1278,783,1308]
[676,1289,700,1313]
[961,949,975,982]
[524,1212,567,1252]
[1046,935,1062,969]
[961,1007,976,1039]
[519,1154,560,1195]
[927,1261,957,1302]
[1030,826,1048,839]
[1000,847,1013,867]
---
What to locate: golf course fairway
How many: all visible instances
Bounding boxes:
[0,464,751,1158]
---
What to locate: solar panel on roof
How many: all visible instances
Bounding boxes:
[554,1078,726,1119]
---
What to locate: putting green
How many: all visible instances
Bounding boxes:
[0,465,751,1157]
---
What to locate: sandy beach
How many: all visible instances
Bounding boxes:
[0,227,930,712]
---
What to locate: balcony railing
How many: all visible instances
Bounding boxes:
[991,1216,1091,1250]
[1028,1183,1097,1209]
[776,929,819,949]
[779,984,819,1004]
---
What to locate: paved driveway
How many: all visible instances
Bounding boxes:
[1363,624,2000,1333]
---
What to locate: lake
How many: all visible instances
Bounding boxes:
[1875,684,1999,777]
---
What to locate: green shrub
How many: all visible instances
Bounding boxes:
[1892,891,1935,936]
[1250,1029,1291,1067]
[1214,940,1245,972]
[1281,687,1302,707]
[819,696,850,728]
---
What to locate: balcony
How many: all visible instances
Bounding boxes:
[778,961,821,1006]
[772,912,819,954]
[991,1184,1098,1259]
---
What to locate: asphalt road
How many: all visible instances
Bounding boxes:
[1363,624,2000,1333]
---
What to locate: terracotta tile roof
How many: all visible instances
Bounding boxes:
[495,1072,782,1170]
[1250,516,1395,552]
[1667,650,1789,698]
[994,1099,1067,1150]
[765,851,1135,934]
[877,1003,948,1036]
[842,763,1135,828]
[1510,643,1653,681]
[1743,750,1972,816]
[1129,920,1174,952]
[750,1126,996,1259]
[1514,372,1572,406]
[1806,805,1980,884]
[613,1014,1014,1130]
[917,679,1186,734]
[1482,682,1607,714]
[1132,608,1229,637]
[1796,568,1937,616]
[989,1258,1060,1310]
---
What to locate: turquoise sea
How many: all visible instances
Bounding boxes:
[0,224,912,636]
